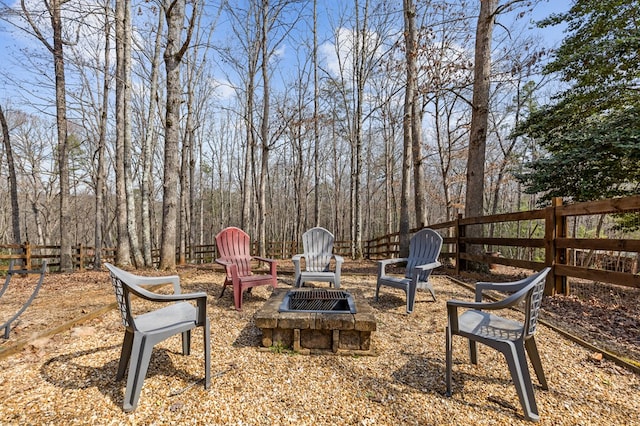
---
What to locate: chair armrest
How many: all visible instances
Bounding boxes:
[448,286,530,312]
[378,258,408,267]
[411,261,441,276]
[254,256,276,265]
[333,255,344,273]
[254,256,277,277]
[291,254,305,278]
[377,258,408,278]
[215,258,238,278]
[105,262,181,294]
[446,298,510,332]
[127,282,207,304]
[475,271,543,301]
[132,275,181,294]
[291,254,305,266]
[215,258,231,267]
[129,285,208,325]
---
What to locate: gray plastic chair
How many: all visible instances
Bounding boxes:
[445,267,551,422]
[104,263,211,412]
[292,227,344,288]
[375,228,442,313]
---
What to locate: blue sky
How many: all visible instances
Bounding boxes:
[0,0,573,109]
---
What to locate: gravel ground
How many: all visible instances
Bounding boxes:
[1,266,639,425]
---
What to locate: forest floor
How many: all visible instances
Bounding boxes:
[2,260,639,368]
[0,260,638,424]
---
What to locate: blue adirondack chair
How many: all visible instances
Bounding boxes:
[375,228,442,313]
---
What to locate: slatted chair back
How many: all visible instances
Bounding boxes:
[405,229,443,280]
[215,226,253,277]
[302,227,335,273]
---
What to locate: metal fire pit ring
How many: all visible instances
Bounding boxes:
[278,288,357,314]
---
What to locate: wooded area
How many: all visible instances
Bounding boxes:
[2,194,640,301]
[0,1,638,273]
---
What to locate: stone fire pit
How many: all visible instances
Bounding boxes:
[254,288,377,355]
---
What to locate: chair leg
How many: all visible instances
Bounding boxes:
[218,280,229,298]
[469,340,478,365]
[445,326,453,397]
[117,331,134,381]
[406,282,417,314]
[182,330,191,355]
[525,337,548,390]
[234,286,243,311]
[425,281,436,302]
[203,319,211,389]
[123,334,154,412]
[502,342,540,422]
[374,281,381,301]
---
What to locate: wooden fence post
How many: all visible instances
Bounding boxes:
[545,197,567,296]
[455,213,465,274]
[78,244,85,271]
[554,197,568,295]
[24,241,31,270]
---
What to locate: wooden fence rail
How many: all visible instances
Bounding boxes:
[2,196,640,296]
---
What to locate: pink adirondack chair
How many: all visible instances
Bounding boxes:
[215,227,278,311]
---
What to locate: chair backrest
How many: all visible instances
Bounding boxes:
[215,227,253,277]
[104,263,133,329]
[405,229,443,279]
[302,227,335,272]
[523,267,551,339]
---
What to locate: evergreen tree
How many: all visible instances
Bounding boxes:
[516,0,640,203]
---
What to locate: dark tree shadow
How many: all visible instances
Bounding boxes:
[40,344,205,409]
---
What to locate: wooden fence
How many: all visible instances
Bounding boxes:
[2,195,640,296]
[366,196,640,295]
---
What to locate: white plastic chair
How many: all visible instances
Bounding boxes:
[104,263,211,412]
[445,267,551,422]
[292,227,344,288]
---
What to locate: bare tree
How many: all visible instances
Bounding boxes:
[312,0,320,226]
[114,0,144,267]
[399,0,418,257]
[0,104,21,245]
[93,1,110,269]
[462,0,497,271]
[159,0,196,270]
[114,0,131,266]
[12,115,58,245]
[464,0,533,270]
[19,0,73,271]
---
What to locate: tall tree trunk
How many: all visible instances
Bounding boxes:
[399,0,415,257]
[405,0,426,230]
[121,0,144,268]
[141,9,164,267]
[242,89,255,231]
[94,2,110,269]
[179,114,193,265]
[258,0,270,258]
[464,0,497,270]
[351,0,367,260]
[49,0,72,272]
[160,0,195,269]
[0,105,21,245]
[115,0,131,266]
[160,0,185,270]
[312,0,320,227]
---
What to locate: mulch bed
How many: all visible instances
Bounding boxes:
[0,261,639,425]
